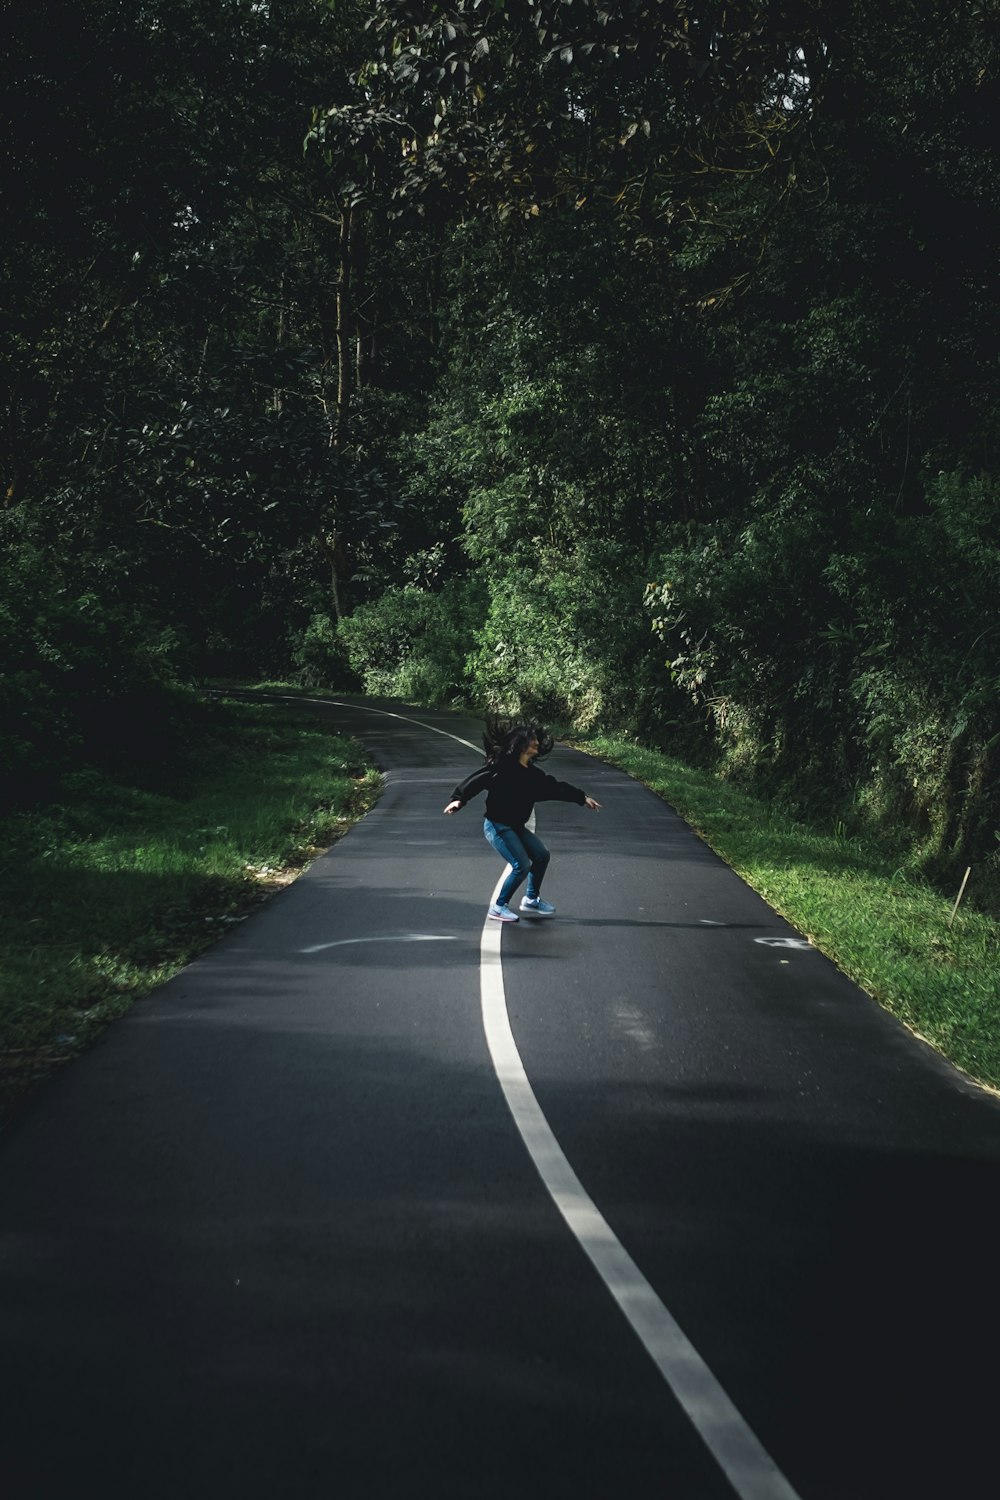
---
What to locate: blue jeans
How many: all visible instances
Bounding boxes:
[483,820,551,907]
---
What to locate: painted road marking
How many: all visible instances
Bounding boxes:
[301,934,456,955]
[286,695,481,754]
[285,696,800,1497]
[754,937,812,950]
[480,875,802,1500]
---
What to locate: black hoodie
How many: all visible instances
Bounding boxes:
[450,757,586,830]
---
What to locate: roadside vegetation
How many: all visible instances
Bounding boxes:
[580,733,1000,1093]
[0,694,380,1123]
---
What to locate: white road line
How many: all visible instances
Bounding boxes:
[255,693,481,753]
[480,878,802,1500]
[271,693,799,1496]
[301,934,456,954]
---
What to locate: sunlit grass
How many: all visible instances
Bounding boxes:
[582,734,1000,1091]
[1,697,381,1119]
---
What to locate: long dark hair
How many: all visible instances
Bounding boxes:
[482,717,553,764]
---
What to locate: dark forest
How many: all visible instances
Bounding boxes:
[4,0,999,899]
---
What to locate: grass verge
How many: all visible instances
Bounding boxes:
[579,733,1000,1092]
[1,694,381,1124]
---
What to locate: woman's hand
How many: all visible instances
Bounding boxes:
[443,799,462,815]
[584,796,602,810]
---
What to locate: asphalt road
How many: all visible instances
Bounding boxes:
[3,696,1000,1499]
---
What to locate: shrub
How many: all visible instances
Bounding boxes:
[290,613,358,689]
[337,577,486,703]
[467,546,667,733]
[0,538,187,806]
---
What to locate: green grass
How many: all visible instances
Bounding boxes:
[1,695,381,1121]
[579,734,1000,1092]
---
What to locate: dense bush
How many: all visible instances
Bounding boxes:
[646,469,1000,873]
[849,472,1000,867]
[290,614,359,691]
[337,578,486,704]
[0,532,187,807]
[465,544,664,732]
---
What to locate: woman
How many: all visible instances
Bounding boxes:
[443,719,601,923]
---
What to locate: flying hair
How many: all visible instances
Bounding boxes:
[482,716,553,763]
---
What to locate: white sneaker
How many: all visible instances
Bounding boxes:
[520,896,556,917]
[488,903,519,923]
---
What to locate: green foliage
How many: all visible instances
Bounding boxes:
[3,0,393,703]
[0,528,187,804]
[337,578,486,703]
[314,1,820,221]
[848,472,1000,866]
[467,544,664,731]
[6,0,999,908]
[290,613,359,690]
[646,467,1000,874]
[381,214,682,730]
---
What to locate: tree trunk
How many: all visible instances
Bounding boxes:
[273,271,285,414]
[324,529,344,623]
[352,208,370,390]
[334,207,352,449]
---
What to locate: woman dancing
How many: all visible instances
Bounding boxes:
[443,719,601,923]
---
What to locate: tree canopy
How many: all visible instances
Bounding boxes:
[3,0,999,893]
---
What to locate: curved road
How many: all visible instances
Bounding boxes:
[3,696,1000,1498]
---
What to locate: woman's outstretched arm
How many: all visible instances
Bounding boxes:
[443,762,493,813]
